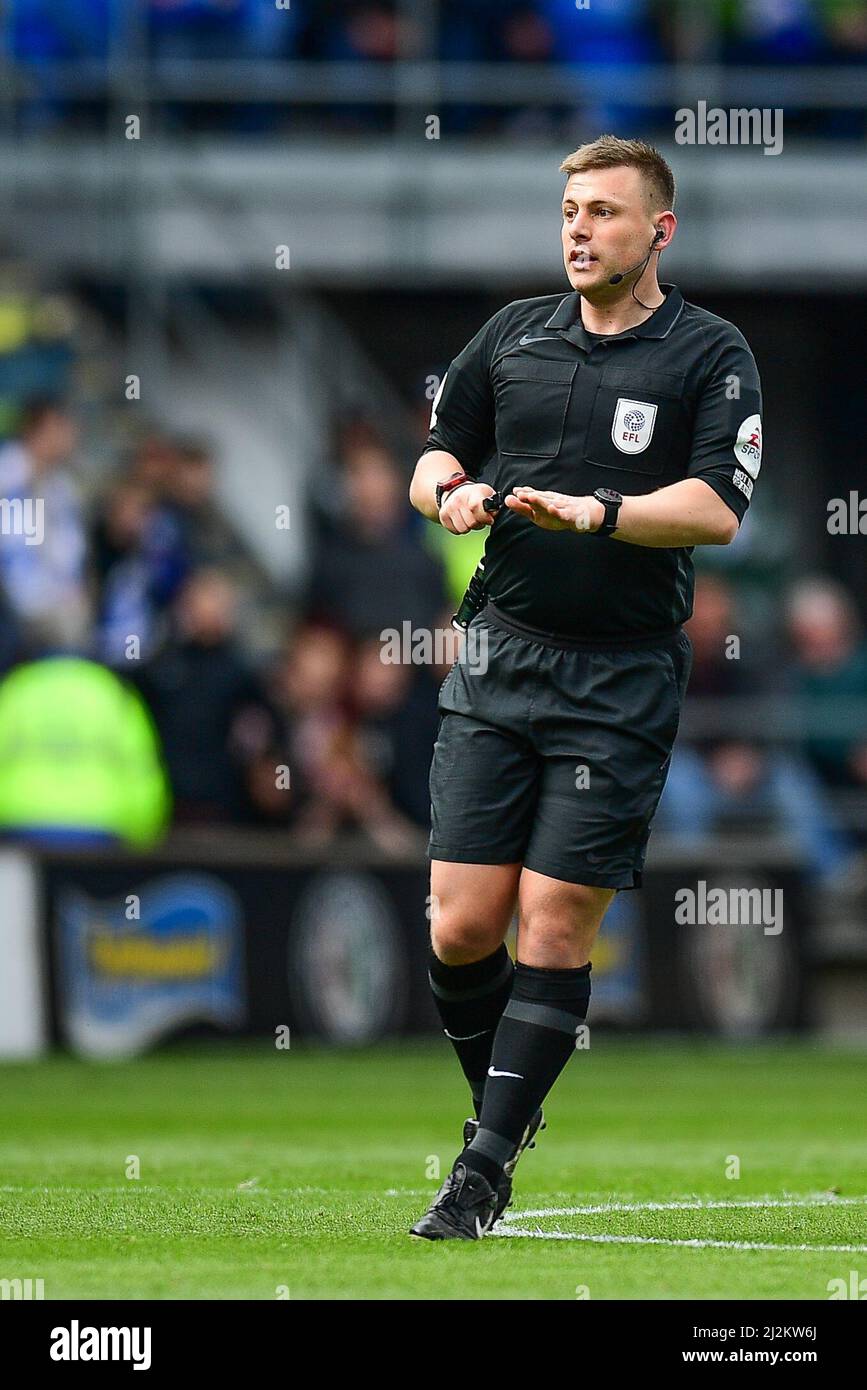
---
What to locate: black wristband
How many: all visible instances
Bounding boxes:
[591,488,623,537]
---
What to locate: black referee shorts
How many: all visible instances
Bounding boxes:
[428,610,692,889]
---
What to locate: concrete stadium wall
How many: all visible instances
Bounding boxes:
[0,141,865,289]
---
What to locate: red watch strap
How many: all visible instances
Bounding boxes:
[437,472,472,506]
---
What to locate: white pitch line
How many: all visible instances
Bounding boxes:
[493,1196,867,1253]
[508,1197,867,1218]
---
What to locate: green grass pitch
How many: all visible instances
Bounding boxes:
[1,1041,865,1300]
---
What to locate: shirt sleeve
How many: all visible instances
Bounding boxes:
[421,309,504,478]
[687,327,763,525]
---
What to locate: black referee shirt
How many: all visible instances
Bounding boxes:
[423,284,762,643]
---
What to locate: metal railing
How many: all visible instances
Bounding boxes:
[5,59,867,108]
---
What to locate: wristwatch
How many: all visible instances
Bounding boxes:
[435,471,473,511]
[591,487,623,536]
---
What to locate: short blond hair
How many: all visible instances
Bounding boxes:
[560,135,676,213]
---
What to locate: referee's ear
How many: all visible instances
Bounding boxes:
[653,211,677,251]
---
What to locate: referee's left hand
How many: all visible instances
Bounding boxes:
[505,487,605,533]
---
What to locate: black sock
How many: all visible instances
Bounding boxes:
[428,944,514,1116]
[461,960,591,1185]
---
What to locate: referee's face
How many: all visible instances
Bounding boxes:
[561,166,658,298]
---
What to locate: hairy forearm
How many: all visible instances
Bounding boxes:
[612,478,739,547]
[409,450,462,521]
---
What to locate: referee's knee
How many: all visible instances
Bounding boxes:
[430,913,507,966]
[517,881,615,964]
[429,863,519,964]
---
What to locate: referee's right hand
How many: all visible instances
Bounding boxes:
[439,483,499,534]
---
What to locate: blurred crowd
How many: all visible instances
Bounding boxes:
[9,0,867,139]
[0,398,459,852]
[0,387,865,883]
[655,571,867,886]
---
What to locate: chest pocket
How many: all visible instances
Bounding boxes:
[585,367,686,476]
[494,357,577,459]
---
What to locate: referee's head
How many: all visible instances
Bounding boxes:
[558,135,678,302]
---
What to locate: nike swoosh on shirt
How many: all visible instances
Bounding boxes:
[488,1066,524,1079]
[518,334,560,346]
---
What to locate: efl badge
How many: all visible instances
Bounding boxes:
[733,414,762,479]
[612,398,658,454]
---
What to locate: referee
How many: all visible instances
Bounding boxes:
[408,136,763,1241]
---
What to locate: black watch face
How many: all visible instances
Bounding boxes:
[596,488,621,504]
